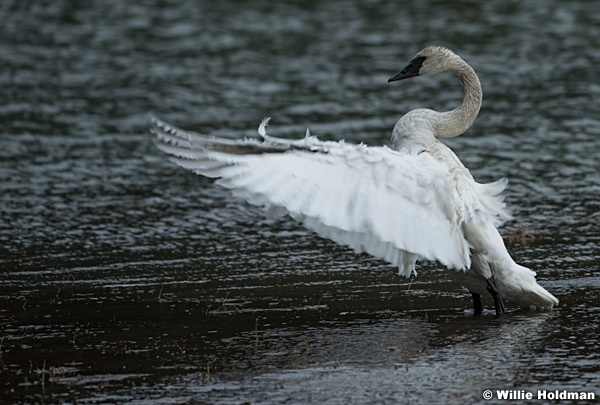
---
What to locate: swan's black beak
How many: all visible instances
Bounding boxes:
[388,56,426,82]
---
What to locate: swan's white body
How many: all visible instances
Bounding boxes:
[151,45,558,313]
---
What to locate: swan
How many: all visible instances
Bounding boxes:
[150,45,559,315]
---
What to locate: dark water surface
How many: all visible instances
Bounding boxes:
[1,0,599,403]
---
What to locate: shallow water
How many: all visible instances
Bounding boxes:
[1,0,599,403]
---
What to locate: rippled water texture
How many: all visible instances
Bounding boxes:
[1,0,599,403]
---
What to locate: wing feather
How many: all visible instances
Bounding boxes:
[151,115,472,276]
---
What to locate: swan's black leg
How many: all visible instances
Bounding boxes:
[486,276,506,316]
[470,291,483,315]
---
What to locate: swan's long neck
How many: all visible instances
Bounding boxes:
[433,59,482,139]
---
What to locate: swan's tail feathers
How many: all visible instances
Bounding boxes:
[500,264,559,310]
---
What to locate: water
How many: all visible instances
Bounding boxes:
[1,0,599,403]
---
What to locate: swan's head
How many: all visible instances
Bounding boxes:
[388,46,459,82]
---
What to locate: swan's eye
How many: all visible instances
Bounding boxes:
[412,56,427,69]
[406,57,426,73]
[403,57,426,73]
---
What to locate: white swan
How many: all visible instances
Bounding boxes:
[150,45,558,315]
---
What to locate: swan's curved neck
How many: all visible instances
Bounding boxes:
[434,59,482,139]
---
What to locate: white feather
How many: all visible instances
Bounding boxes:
[151,115,472,277]
[258,117,271,139]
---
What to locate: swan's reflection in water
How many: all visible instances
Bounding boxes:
[132,312,570,404]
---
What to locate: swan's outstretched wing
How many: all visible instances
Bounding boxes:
[150,116,472,276]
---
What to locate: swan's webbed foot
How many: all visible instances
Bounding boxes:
[486,276,506,316]
[470,291,483,316]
